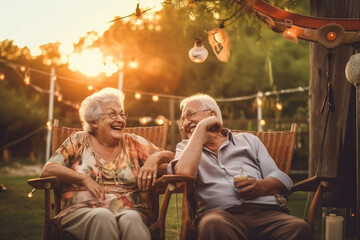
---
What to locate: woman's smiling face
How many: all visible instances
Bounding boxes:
[94,101,127,144]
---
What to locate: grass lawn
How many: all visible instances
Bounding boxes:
[0,175,324,240]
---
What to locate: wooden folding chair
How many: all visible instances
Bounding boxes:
[156,123,343,240]
[27,119,180,240]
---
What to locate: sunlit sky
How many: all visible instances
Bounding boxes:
[0,0,163,56]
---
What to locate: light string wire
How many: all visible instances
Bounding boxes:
[0,58,308,104]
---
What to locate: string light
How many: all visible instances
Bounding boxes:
[260,119,266,126]
[87,85,93,91]
[28,188,36,198]
[189,39,208,63]
[0,59,309,116]
[152,95,159,102]
[275,95,283,111]
[134,3,143,26]
[24,69,31,85]
[155,115,166,125]
[46,121,52,130]
[139,116,152,125]
[0,72,5,81]
[134,92,142,100]
[256,97,262,106]
[129,58,138,69]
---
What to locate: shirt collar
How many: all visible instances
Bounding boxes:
[221,128,237,146]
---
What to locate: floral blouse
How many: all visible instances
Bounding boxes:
[48,131,161,222]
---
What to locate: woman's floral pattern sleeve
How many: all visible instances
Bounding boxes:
[48,131,85,168]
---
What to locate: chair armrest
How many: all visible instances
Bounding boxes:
[156,175,195,185]
[27,176,64,230]
[290,176,344,193]
[290,176,344,229]
[151,175,195,240]
[154,175,195,193]
[28,176,62,190]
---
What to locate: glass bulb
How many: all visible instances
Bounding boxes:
[152,95,159,102]
[139,116,152,125]
[24,76,30,85]
[189,39,208,63]
[134,92,142,100]
[260,119,266,126]
[276,102,283,111]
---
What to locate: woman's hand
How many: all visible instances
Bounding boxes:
[80,175,105,201]
[137,154,159,191]
[137,151,174,191]
[41,162,105,200]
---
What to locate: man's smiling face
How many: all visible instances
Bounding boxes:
[180,100,212,138]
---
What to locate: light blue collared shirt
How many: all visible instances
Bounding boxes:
[167,129,293,215]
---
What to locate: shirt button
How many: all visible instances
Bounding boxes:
[220,165,225,169]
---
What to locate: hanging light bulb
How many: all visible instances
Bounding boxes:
[260,119,266,126]
[87,85,93,91]
[0,72,5,81]
[46,121,52,130]
[57,95,63,102]
[139,116,152,125]
[129,58,138,69]
[256,97,262,106]
[189,39,208,63]
[134,92,142,100]
[20,66,26,72]
[134,3,143,27]
[275,96,283,111]
[282,19,298,43]
[152,95,159,102]
[28,188,36,198]
[24,70,30,85]
[155,115,166,125]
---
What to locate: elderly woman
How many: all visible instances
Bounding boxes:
[40,87,174,240]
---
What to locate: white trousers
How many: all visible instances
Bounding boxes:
[60,207,151,240]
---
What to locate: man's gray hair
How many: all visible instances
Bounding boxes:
[79,87,125,132]
[180,93,223,123]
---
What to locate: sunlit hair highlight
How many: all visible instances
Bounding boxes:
[180,93,223,124]
[79,87,125,132]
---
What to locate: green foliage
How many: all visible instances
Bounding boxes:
[0,80,48,156]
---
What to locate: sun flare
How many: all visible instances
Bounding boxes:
[68,49,118,77]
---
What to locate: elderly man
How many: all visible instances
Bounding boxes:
[167,94,312,240]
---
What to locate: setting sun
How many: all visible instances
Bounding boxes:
[1,0,164,76]
[68,49,119,77]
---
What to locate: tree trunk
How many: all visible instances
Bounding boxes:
[309,0,360,211]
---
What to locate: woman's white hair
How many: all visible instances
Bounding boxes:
[180,93,223,123]
[79,87,125,132]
